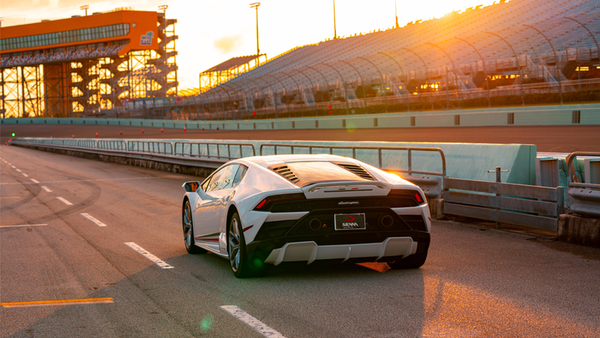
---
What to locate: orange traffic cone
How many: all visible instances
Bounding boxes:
[72,135,75,138]
[161,128,163,133]
[120,130,123,135]
[142,129,144,134]
[216,126,219,130]
[184,126,187,131]
[95,132,98,137]
[202,126,204,131]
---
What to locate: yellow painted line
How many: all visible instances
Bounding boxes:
[0,297,114,308]
[0,196,20,199]
[1,224,47,228]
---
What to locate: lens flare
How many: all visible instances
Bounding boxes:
[200,314,214,331]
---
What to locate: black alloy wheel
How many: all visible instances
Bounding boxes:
[227,212,267,278]
[182,200,206,254]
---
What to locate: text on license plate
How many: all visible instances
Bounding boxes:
[334,213,366,231]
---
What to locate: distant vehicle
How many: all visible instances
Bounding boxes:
[181,154,431,278]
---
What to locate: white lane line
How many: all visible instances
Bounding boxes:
[124,242,173,269]
[220,305,286,338]
[1,224,47,228]
[41,186,52,192]
[1,177,159,186]
[31,179,40,184]
[22,173,29,177]
[56,197,73,206]
[81,213,107,227]
[15,169,21,172]
[10,165,15,168]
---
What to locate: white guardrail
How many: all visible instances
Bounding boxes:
[12,138,257,169]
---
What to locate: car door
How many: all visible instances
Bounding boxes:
[193,164,241,250]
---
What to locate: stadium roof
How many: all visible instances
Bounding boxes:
[0,10,159,56]
[202,55,261,73]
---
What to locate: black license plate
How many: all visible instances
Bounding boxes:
[334,213,366,231]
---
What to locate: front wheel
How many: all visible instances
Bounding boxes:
[228,212,267,278]
[387,251,428,269]
[182,200,206,254]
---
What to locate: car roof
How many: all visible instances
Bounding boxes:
[239,154,357,168]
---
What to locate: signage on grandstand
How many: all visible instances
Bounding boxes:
[140,31,154,46]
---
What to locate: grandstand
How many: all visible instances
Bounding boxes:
[184,0,599,120]
[0,9,179,118]
[2,0,599,120]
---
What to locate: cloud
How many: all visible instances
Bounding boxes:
[213,35,243,54]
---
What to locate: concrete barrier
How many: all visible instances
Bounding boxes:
[3,103,599,129]
[558,214,600,247]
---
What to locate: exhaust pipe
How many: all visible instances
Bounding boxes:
[380,215,394,228]
[309,218,322,231]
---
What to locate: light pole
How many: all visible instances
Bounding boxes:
[250,2,261,56]
[395,0,399,28]
[333,0,337,39]
[80,5,89,16]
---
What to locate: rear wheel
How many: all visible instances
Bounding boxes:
[182,200,206,254]
[387,251,428,269]
[228,212,267,278]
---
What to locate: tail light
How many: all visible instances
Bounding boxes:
[388,189,426,205]
[415,192,424,203]
[254,193,306,211]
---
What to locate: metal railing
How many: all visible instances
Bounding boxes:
[127,140,174,155]
[11,138,260,167]
[174,141,256,161]
[259,143,446,177]
[565,151,600,217]
[97,140,127,151]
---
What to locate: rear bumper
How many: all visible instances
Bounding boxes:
[263,237,418,266]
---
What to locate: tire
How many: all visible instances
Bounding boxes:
[227,212,267,278]
[387,251,428,269]
[182,200,206,254]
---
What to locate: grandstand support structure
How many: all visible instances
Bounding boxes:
[565,17,600,54]
[199,54,267,93]
[426,42,461,109]
[1,65,43,118]
[453,37,491,108]
[486,31,525,107]
[400,47,434,110]
[0,10,179,118]
[523,24,563,104]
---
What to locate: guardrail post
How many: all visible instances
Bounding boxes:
[408,148,412,175]
[557,186,565,215]
[487,166,509,229]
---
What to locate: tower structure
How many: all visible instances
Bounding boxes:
[0,9,178,118]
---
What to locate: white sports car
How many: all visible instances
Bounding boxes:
[181,154,431,278]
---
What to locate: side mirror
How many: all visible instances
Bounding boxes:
[182,181,200,192]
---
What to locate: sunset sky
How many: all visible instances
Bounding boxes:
[2,0,497,90]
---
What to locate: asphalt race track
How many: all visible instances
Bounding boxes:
[2,124,600,152]
[1,142,600,337]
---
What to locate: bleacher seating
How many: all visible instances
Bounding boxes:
[210,0,599,95]
[0,45,124,68]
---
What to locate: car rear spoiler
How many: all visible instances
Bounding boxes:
[302,181,392,199]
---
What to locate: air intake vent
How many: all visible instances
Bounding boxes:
[272,165,300,184]
[335,163,376,181]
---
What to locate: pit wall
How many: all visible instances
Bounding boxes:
[1,103,599,130]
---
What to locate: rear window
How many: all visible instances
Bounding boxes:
[271,161,372,187]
